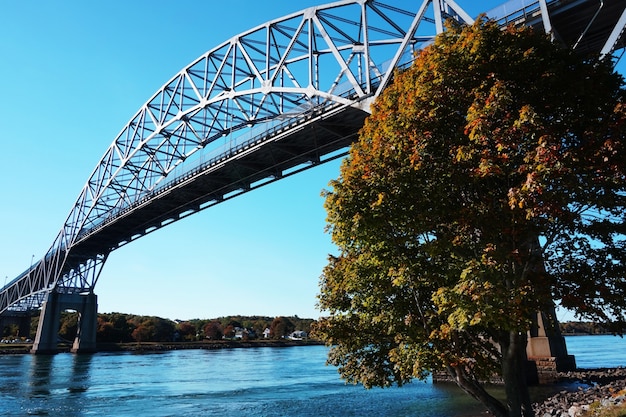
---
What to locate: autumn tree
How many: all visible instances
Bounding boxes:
[97,312,134,343]
[1,323,19,338]
[175,321,197,341]
[316,19,625,417]
[58,312,77,342]
[269,316,295,339]
[203,320,223,340]
[129,316,176,342]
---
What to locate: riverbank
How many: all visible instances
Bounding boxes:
[532,368,626,416]
[98,338,325,352]
[0,338,324,354]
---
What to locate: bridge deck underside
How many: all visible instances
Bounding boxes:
[550,1,625,55]
[69,106,369,265]
[507,1,626,55]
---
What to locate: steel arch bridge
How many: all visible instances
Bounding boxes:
[1,0,625,350]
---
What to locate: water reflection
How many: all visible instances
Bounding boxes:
[28,354,53,397]
[68,354,92,394]
[23,354,94,416]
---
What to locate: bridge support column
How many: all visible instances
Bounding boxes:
[71,293,98,354]
[31,292,99,354]
[526,308,576,384]
[31,292,62,354]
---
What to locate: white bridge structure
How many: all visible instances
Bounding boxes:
[0,0,624,354]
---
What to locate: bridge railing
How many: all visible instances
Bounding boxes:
[486,0,555,26]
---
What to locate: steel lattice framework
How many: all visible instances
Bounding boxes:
[1,0,625,315]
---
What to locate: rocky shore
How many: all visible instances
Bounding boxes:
[533,368,626,416]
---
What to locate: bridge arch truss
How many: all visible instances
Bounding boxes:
[1,0,625,317]
[1,0,477,314]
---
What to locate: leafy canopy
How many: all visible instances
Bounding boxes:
[315,18,626,417]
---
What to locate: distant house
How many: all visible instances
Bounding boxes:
[263,328,271,339]
[288,330,307,340]
[234,327,246,340]
[231,327,257,340]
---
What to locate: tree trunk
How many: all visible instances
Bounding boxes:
[446,365,508,417]
[446,330,534,417]
[500,330,533,417]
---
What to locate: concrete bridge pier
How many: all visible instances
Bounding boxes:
[30,292,62,354]
[71,293,98,354]
[31,291,98,354]
[526,308,576,384]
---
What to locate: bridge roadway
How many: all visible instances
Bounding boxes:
[0,0,625,354]
[72,104,368,257]
[0,98,371,319]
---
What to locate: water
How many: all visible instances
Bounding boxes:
[566,334,626,369]
[0,336,623,417]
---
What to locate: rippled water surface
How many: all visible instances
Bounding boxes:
[566,334,626,369]
[0,336,623,416]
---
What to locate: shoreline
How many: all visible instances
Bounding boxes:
[531,368,626,416]
[0,338,324,355]
[464,368,626,416]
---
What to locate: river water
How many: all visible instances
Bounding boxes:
[0,336,623,417]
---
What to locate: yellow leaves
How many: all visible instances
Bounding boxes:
[371,192,385,208]
[470,312,484,326]
[430,323,451,340]
[476,157,503,177]
[514,104,538,130]
[448,309,470,329]
[454,145,474,162]
[522,47,536,58]
[389,266,409,287]
[480,244,498,267]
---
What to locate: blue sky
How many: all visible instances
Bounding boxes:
[0,1,623,321]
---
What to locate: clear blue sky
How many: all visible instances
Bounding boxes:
[0,1,623,321]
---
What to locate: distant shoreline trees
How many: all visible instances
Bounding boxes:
[24,312,316,343]
[4,314,607,342]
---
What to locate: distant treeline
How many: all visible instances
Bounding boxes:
[559,321,613,335]
[96,313,316,343]
[3,315,615,343]
[7,313,316,343]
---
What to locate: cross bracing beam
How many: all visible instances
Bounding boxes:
[1,0,624,315]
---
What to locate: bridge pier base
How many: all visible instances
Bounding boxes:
[71,293,98,354]
[31,292,98,354]
[31,292,63,354]
[526,309,576,384]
